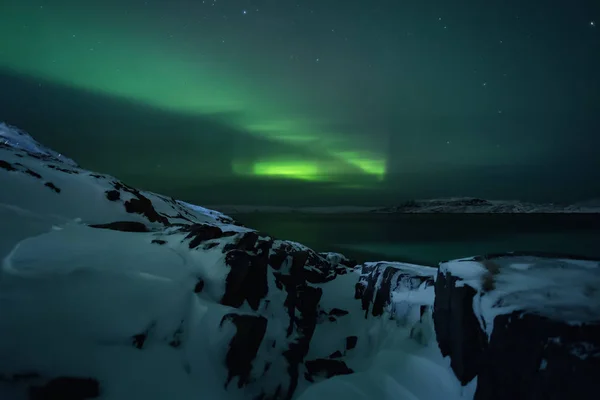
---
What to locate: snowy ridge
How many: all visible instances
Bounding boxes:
[209,198,600,214]
[0,122,78,167]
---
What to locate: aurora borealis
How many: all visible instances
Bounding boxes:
[1,0,599,205]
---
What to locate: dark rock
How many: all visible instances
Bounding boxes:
[194,278,204,293]
[121,187,169,225]
[44,182,61,193]
[433,270,487,385]
[221,250,252,308]
[268,250,288,270]
[221,242,270,311]
[474,312,600,400]
[183,224,230,249]
[105,190,120,201]
[223,231,259,253]
[221,314,268,388]
[203,242,219,250]
[0,159,17,171]
[354,282,365,299]
[131,322,155,350]
[132,333,147,349]
[151,239,167,245]
[328,350,343,359]
[305,358,353,381]
[21,166,43,179]
[329,308,349,317]
[89,221,149,233]
[273,251,323,399]
[29,377,100,400]
[346,336,358,350]
[357,262,434,319]
[46,164,79,174]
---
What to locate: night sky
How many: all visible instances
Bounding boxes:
[1,0,599,206]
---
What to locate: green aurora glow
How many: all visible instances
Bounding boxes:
[0,2,386,184]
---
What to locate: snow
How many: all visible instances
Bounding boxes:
[7,122,595,399]
[440,255,600,337]
[0,122,77,166]
[301,265,472,400]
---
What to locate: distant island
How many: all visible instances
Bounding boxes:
[208,197,600,214]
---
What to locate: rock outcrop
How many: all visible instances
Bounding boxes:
[434,253,600,400]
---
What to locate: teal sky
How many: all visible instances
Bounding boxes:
[1,0,599,205]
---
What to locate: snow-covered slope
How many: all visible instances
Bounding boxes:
[1,123,599,400]
[0,123,466,399]
[209,198,600,214]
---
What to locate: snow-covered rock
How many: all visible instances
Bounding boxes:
[2,122,599,400]
[1,123,456,400]
[434,252,600,399]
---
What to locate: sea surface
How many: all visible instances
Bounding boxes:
[230,213,600,265]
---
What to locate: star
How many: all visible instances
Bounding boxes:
[591,21,596,27]
[242,10,247,15]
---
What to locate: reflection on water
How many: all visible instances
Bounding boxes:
[231,213,600,265]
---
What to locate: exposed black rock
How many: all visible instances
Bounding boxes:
[221,241,270,311]
[104,190,120,201]
[0,159,17,171]
[221,314,268,388]
[131,322,155,350]
[474,312,600,400]
[357,262,434,319]
[433,270,487,385]
[328,350,343,359]
[17,165,43,179]
[194,278,205,293]
[345,336,358,350]
[89,221,149,233]
[151,239,167,245]
[223,231,259,253]
[46,164,79,174]
[275,251,323,400]
[329,308,349,317]
[203,242,219,250]
[304,358,354,382]
[182,224,234,249]
[268,249,288,270]
[29,377,100,400]
[132,333,147,350]
[44,182,61,193]
[124,193,169,224]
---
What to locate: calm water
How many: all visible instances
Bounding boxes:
[231,213,600,266]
